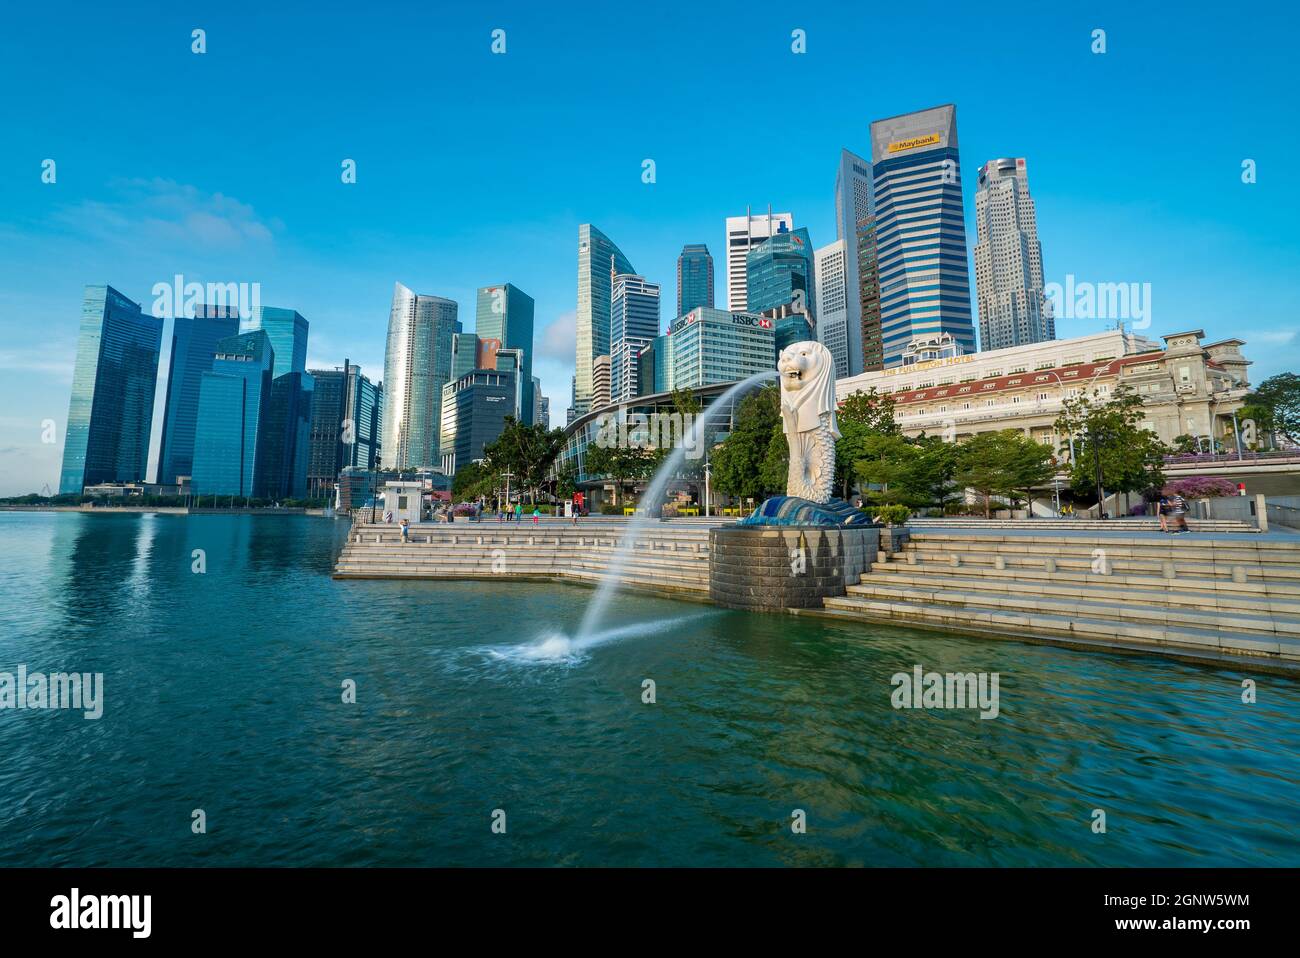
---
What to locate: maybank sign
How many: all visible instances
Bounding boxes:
[887,133,941,154]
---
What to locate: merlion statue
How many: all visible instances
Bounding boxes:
[778,341,840,503]
[739,340,871,527]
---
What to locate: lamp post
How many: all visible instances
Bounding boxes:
[703,457,711,518]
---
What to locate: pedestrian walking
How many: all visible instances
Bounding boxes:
[1168,492,1190,533]
[1157,494,1171,533]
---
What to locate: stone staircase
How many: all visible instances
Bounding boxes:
[821,530,1300,671]
[333,521,712,595]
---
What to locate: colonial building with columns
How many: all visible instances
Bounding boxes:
[834,328,1252,462]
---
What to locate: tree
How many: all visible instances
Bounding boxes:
[853,434,920,506]
[1055,386,1167,506]
[482,418,567,504]
[582,441,656,506]
[452,460,494,499]
[907,434,960,509]
[1244,372,1300,446]
[952,431,1026,518]
[835,388,900,498]
[711,385,783,502]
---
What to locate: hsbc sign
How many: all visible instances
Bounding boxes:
[730,313,773,331]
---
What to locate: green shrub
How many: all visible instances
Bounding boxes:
[873,504,911,526]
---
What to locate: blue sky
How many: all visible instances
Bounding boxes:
[1,1,1297,494]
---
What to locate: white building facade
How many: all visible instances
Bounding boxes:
[835,329,1252,460]
[814,239,851,378]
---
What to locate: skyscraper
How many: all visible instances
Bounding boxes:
[676,243,714,317]
[592,355,612,410]
[834,149,873,375]
[973,157,1054,350]
[746,227,814,314]
[59,286,164,494]
[856,215,883,371]
[725,209,793,310]
[439,367,518,476]
[257,371,314,499]
[475,284,535,424]
[664,308,776,389]
[575,225,634,415]
[306,360,382,498]
[609,273,661,403]
[156,305,240,485]
[240,306,308,379]
[870,104,976,365]
[450,331,480,381]
[382,282,460,470]
[191,331,275,497]
[814,240,851,378]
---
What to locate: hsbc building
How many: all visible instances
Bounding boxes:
[665,307,776,390]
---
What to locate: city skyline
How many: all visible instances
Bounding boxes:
[3,3,1298,494]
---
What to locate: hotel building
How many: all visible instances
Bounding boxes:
[834,329,1252,458]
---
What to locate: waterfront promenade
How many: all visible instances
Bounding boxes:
[336,516,1300,673]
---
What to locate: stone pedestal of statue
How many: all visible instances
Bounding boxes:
[709,524,880,611]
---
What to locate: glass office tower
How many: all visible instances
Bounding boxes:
[745,227,815,316]
[59,285,164,494]
[475,284,535,424]
[257,370,314,499]
[575,225,634,415]
[191,331,276,497]
[676,243,714,317]
[306,361,382,498]
[450,332,480,381]
[240,306,308,378]
[156,305,240,485]
[382,282,460,470]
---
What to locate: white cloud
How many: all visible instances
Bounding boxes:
[51,178,277,251]
[536,310,576,363]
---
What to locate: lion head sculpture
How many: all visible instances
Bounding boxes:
[777,340,840,440]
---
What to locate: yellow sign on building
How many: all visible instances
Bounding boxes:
[887,133,941,154]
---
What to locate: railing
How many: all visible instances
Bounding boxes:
[1163,450,1300,466]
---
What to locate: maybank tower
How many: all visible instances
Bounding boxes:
[869,104,976,366]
